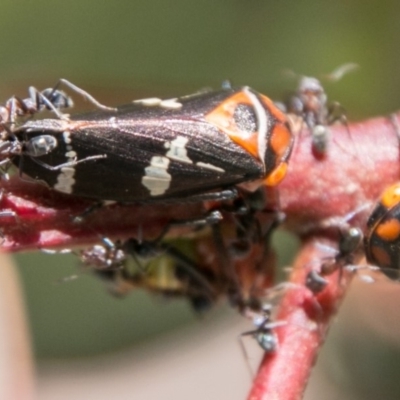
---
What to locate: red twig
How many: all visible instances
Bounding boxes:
[281,113,400,231]
[247,238,352,400]
[0,178,206,251]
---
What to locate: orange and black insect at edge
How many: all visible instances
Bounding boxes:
[365,182,400,277]
[306,181,400,293]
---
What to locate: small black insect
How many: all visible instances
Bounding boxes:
[240,304,283,352]
[1,78,115,125]
[284,63,357,158]
[305,226,363,294]
[0,79,115,176]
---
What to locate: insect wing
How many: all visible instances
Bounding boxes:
[14,87,279,202]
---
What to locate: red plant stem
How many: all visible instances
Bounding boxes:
[281,113,400,234]
[247,238,351,400]
[0,179,206,251]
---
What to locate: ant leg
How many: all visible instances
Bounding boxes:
[29,153,107,171]
[56,79,117,112]
[144,188,238,205]
[324,63,359,82]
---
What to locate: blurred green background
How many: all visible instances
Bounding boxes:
[2,1,400,399]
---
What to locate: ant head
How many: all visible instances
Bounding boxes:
[338,227,363,256]
[41,88,74,110]
[283,71,326,116]
[306,269,328,293]
[284,63,358,113]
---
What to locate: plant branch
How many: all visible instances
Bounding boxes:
[247,238,352,400]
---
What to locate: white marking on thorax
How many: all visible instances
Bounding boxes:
[243,87,269,169]
[164,136,192,163]
[142,156,171,196]
[54,131,76,194]
[196,162,225,173]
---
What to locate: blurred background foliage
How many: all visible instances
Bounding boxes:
[2,1,400,399]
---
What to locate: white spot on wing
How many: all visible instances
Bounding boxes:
[164,136,192,163]
[142,156,171,196]
[54,167,75,194]
[133,98,162,106]
[63,131,71,144]
[196,162,225,173]
[65,150,77,158]
[55,131,76,194]
[133,97,182,109]
[160,98,183,109]
[103,200,117,206]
